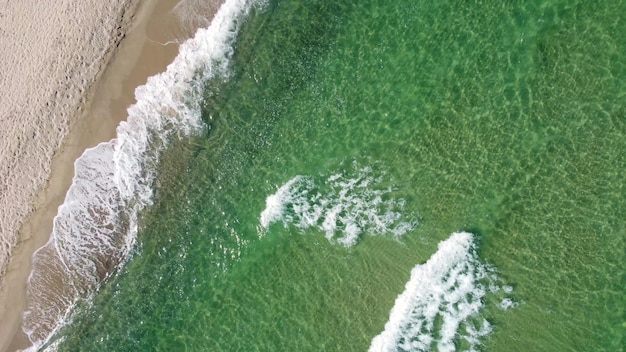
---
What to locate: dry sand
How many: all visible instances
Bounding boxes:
[0,0,223,350]
[0,0,139,282]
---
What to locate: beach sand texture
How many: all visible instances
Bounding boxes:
[0,0,223,349]
[0,0,142,349]
[0,0,139,288]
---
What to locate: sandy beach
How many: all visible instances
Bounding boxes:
[0,0,221,350]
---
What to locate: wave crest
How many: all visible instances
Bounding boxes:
[260,164,417,247]
[21,0,266,349]
[369,232,515,352]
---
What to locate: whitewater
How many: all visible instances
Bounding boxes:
[369,232,515,352]
[20,0,620,348]
[17,0,524,349]
[20,0,266,349]
[260,175,516,351]
[260,165,417,246]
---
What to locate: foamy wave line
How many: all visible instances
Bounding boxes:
[369,232,515,352]
[260,164,417,247]
[20,0,266,350]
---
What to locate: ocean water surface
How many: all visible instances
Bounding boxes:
[31,0,624,350]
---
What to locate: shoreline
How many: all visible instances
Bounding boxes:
[0,0,211,350]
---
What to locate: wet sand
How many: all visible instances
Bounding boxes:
[0,0,224,350]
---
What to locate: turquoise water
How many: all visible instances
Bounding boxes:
[48,0,623,350]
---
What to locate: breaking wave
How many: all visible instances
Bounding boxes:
[369,232,516,352]
[20,0,266,350]
[260,164,417,247]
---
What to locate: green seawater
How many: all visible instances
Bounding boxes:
[54,0,624,350]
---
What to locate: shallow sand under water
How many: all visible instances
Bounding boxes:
[0,0,222,350]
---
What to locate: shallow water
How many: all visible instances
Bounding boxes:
[47,0,623,350]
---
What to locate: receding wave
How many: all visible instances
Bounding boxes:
[369,232,515,352]
[20,0,266,349]
[260,163,417,247]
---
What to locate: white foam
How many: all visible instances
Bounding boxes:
[260,165,416,246]
[21,0,266,349]
[498,298,517,310]
[260,175,305,229]
[369,232,513,352]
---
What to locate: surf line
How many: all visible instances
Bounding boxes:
[369,232,514,352]
[20,0,267,350]
[259,166,417,247]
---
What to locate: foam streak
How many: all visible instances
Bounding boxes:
[260,166,416,246]
[21,0,265,349]
[369,232,501,352]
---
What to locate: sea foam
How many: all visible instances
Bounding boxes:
[260,164,416,246]
[369,232,513,352]
[20,0,265,350]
